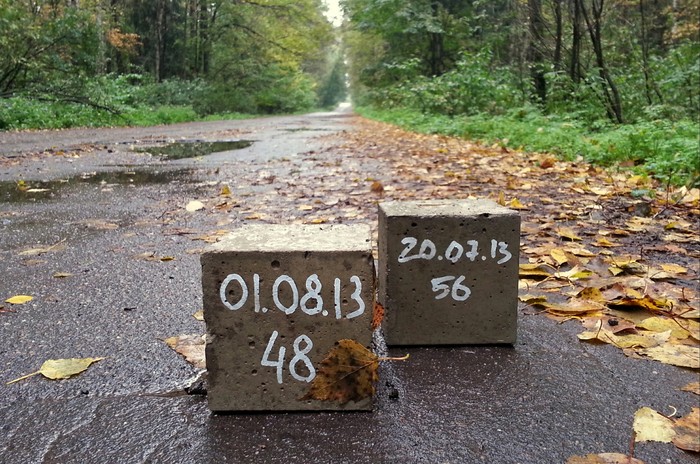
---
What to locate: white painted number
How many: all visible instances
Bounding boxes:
[289,335,315,382]
[218,273,366,319]
[261,331,316,384]
[430,275,471,301]
[397,237,512,264]
[261,330,286,384]
[273,275,299,315]
[300,274,323,315]
[346,275,365,319]
[220,273,248,311]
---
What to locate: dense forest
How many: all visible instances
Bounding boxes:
[0,0,698,185]
[342,0,699,186]
[0,0,346,126]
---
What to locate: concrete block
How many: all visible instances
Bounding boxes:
[201,224,375,411]
[378,200,520,345]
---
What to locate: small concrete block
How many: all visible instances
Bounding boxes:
[378,200,520,345]
[201,224,375,411]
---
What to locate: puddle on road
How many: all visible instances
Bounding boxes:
[136,140,253,160]
[0,168,194,204]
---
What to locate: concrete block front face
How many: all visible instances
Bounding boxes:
[378,200,520,346]
[201,224,375,411]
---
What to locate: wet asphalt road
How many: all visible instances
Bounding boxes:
[1,109,697,464]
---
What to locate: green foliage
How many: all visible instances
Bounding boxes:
[369,52,522,116]
[358,106,699,187]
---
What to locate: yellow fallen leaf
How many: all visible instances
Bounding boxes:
[635,344,700,368]
[192,310,204,321]
[659,263,688,275]
[159,256,176,262]
[220,185,232,196]
[5,295,33,305]
[550,248,568,265]
[6,357,105,384]
[637,316,691,339]
[518,263,554,279]
[579,323,671,348]
[633,407,675,443]
[555,265,593,280]
[558,227,582,241]
[592,237,619,248]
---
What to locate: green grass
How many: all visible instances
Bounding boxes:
[358,106,700,187]
[0,97,260,131]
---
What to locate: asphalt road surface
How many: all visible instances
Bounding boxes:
[1,109,697,463]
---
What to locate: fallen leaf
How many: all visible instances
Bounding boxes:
[370,181,384,194]
[372,302,384,330]
[681,382,700,395]
[301,339,379,404]
[566,453,645,464]
[634,344,700,368]
[558,227,582,241]
[192,310,204,321]
[5,295,33,305]
[6,357,105,384]
[673,407,700,452]
[164,334,206,369]
[220,185,232,196]
[52,272,73,279]
[186,200,205,212]
[637,316,691,339]
[633,407,675,443]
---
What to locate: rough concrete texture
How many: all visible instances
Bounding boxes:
[201,224,375,411]
[379,200,521,345]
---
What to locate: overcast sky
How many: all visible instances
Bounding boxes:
[323,0,343,26]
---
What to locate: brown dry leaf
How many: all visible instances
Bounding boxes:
[18,240,67,256]
[163,334,206,369]
[607,295,670,312]
[52,272,73,279]
[566,453,645,464]
[673,408,700,452]
[301,339,379,404]
[371,302,384,330]
[7,357,105,384]
[681,382,700,395]
[370,181,384,194]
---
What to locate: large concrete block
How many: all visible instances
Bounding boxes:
[378,200,520,345]
[201,224,375,411]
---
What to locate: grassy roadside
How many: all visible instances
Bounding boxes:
[357,106,699,188]
[0,97,257,131]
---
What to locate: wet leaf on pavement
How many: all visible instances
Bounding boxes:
[5,295,33,304]
[163,334,206,369]
[6,357,105,384]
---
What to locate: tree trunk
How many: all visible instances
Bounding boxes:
[579,0,624,123]
[527,0,547,104]
[553,0,563,70]
[155,0,165,82]
[570,0,583,83]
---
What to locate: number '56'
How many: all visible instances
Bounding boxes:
[431,275,471,301]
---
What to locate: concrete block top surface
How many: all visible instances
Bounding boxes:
[207,224,372,253]
[379,199,511,218]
